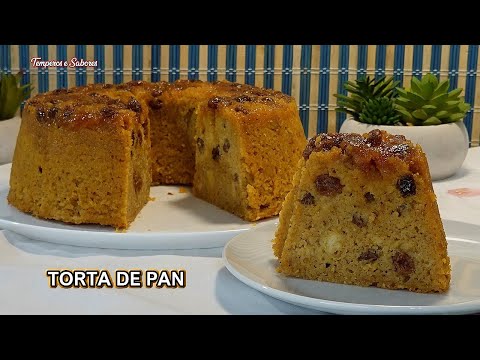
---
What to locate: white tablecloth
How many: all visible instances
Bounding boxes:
[1,148,479,314]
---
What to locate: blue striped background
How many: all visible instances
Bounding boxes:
[151,45,160,82]
[263,45,274,89]
[113,45,123,84]
[299,45,312,132]
[37,45,49,93]
[412,45,423,78]
[56,45,67,89]
[448,45,460,90]
[94,45,105,84]
[169,45,180,83]
[75,45,87,86]
[430,45,442,78]
[336,45,349,132]
[317,45,330,134]
[357,45,367,79]
[393,45,405,83]
[19,46,29,86]
[207,45,218,82]
[1,45,11,74]
[1,45,479,146]
[245,45,256,85]
[132,45,143,81]
[375,45,386,80]
[464,45,478,136]
[188,45,199,80]
[226,45,237,82]
[281,45,293,95]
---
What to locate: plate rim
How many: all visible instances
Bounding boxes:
[222,221,480,315]
[0,217,248,237]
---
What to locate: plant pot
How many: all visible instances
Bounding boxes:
[339,118,469,181]
[0,115,21,165]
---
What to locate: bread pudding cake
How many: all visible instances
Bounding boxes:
[8,80,306,228]
[273,130,451,293]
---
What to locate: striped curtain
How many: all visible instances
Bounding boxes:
[1,45,479,146]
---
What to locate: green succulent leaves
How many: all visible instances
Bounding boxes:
[394,73,470,126]
[359,97,401,125]
[334,73,469,126]
[334,75,400,123]
[0,71,33,121]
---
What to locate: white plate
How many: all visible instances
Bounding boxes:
[0,164,275,250]
[223,221,480,315]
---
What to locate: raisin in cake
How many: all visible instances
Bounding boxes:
[8,85,152,228]
[272,129,451,293]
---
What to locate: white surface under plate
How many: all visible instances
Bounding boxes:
[223,221,480,315]
[0,164,275,250]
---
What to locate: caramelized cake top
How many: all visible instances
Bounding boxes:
[303,130,424,176]
[116,80,169,95]
[205,81,294,115]
[24,84,148,130]
[24,79,297,129]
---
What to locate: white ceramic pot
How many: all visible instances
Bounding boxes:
[339,118,469,181]
[0,115,21,165]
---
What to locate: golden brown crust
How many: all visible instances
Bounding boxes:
[304,130,412,161]
[25,80,294,131]
[25,84,148,130]
[206,80,294,114]
[116,80,170,99]
[302,130,428,178]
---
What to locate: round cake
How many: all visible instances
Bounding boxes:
[8,80,307,228]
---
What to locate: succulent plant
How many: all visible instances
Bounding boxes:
[359,97,401,125]
[394,73,470,126]
[334,75,400,121]
[0,71,33,121]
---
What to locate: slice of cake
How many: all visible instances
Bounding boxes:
[8,85,152,229]
[273,129,451,293]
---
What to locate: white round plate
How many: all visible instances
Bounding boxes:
[223,221,480,315]
[0,164,275,250]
